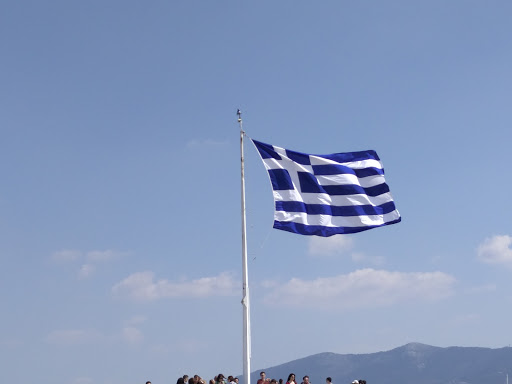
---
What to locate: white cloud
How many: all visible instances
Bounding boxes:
[351,252,385,265]
[52,249,126,279]
[260,280,279,289]
[52,249,126,264]
[308,237,385,265]
[112,271,238,301]
[86,250,125,262]
[45,329,101,345]
[125,315,147,326]
[78,264,95,279]
[262,268,456,310]
[477,235,512,265]
[465,283,497,294]
[52,249,82,262]
[121,326,144,344]
[308,235,354,257]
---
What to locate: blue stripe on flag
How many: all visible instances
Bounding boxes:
[298,172,390,196]
[312,164,384,177]
[268,169,294,190]
[285,149,311,165]
[276,201,397,217]
[274,217,402,236]
[253,140,282,160]
[321,149,380,163]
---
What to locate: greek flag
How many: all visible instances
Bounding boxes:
[252,139,401,236]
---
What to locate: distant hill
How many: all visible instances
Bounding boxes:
[248,343,512,384]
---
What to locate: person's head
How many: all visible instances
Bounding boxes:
[218,374,225,383]
[288,374,296,382]
[326,378,332,384]
[146,382,151,384]
[303,376,309,384]
[271,380,277,384]
[177,378,185,384]
[235,379,239,384]
[279,379,283,384]
[260,372,266,380]
[351,381,359,384]
[184,376,189,382]
[189,378,195,384]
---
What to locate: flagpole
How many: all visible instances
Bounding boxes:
[238,109,251,384]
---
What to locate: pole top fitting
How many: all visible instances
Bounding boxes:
[237,109,242,123]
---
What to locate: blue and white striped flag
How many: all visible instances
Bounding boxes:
[252,139,401,236]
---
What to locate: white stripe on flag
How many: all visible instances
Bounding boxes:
[274,210,401,228]
[315,174,385,188]
[273,190,395,207]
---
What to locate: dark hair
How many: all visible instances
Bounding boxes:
[271,380,277,384]
[303,377,309,381]
[177,379,185,384]
[260,372,266,376]
[359,381,366,384]
[146,382,152,384]
[326,378,331,383]
[189,379,195,384]
[279,380,283,384]
[287,374,295,382]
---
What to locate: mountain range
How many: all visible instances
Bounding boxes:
[248,343,512,384]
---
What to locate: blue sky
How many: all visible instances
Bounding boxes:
[1,1,512,384]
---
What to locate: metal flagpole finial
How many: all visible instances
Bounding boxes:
[237,109,242,123]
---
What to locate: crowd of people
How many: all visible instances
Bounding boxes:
[145,371,367,384]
